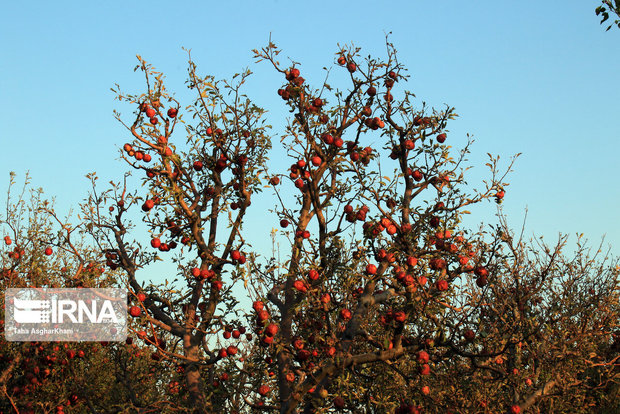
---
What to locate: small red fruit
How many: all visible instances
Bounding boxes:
[151,238,161,248]
[265,323,278,337]
[417,350,430,363]
[167,108,178,118]
[258,385,270,396]
[293,280,307,293]
[44,247,53,256]
[464,329,476,342]
[257,309,270,321]
[437,133,447,143]
[137,293,147,302]
[475,266,489,277]
[193,161,203,171]
[142,199,155,212]
[129,306,141,317]
[308,269,320,281]
[346,62,357,73]
[226,345,237,355]
[340,309,352,320]
[231,250,241,261]
[436,280,449,291]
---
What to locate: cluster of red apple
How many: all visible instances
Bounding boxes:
[221,324,248,340]
[122,143,152,163]
[416,349,432,376]
[230,249,247,264]
[139,101,178,125]
[289,159,312,191]
[344,204,369,223]
[217,344,238,358]
[6,244,24,260]
[6,342,84,412]
[191,266,216,280]
[391,258,427,293]
[150,237,176,252]
[189,264,223,290]
[104,250,119,270]
[378,309,408,328]
[364,215,400,237]
[295,229,311,240]
[129,305,141,317]
[345,141,373,165]
[337,55,357,74]
[252,300,278,347]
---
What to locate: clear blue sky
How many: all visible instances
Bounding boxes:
[1,0,619,263]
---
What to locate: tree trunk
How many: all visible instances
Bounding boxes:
[184,342,209,413]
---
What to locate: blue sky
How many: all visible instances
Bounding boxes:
[1,0,619,265]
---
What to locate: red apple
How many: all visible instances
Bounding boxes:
[265,323,278,337]
[340,309,352,320]
[436,280,449,291]
[464,329,475,342]
[129,306,141,317]
[308,269,320,280]
[417,351,430,363]
[258,385,270,396]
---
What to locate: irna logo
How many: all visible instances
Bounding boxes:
[13,298,119,324]
[5,288,127,342]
